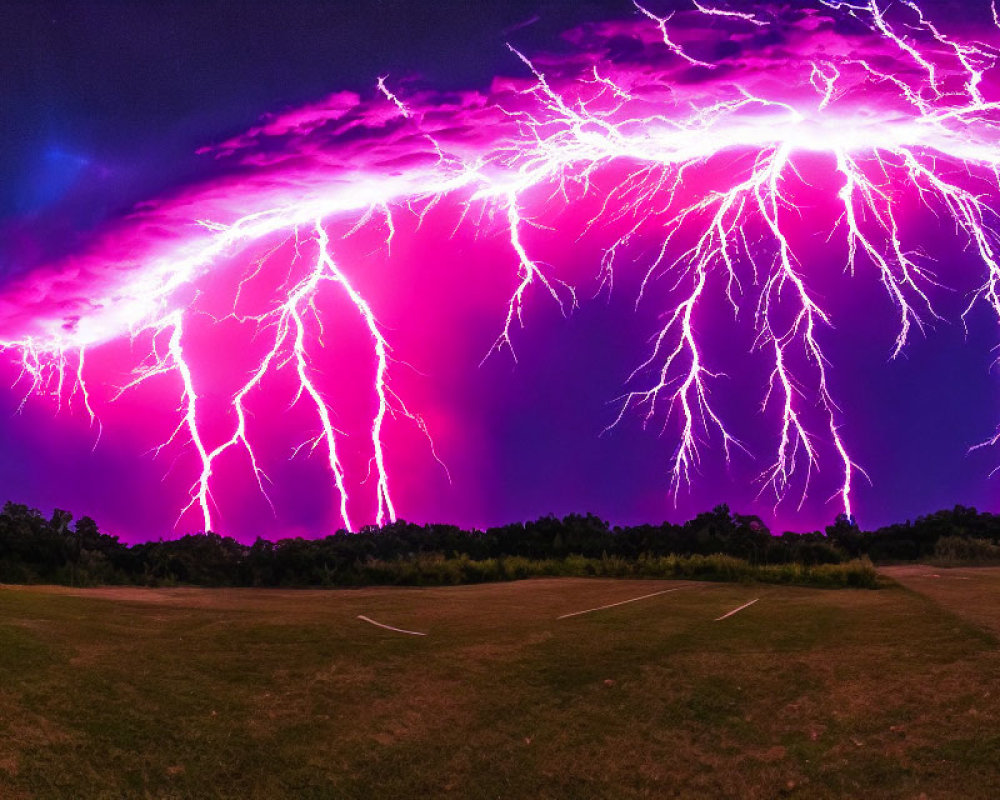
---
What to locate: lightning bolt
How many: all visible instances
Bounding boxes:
[4,0,1000,532]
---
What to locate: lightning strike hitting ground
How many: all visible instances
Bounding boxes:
[2,0,1000,534]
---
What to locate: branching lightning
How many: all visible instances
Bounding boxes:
[4,0,1000,532]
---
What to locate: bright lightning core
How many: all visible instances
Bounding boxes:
[3,0,1000,536]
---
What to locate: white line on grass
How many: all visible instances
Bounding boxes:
[557,588,683,620]
[714,598,759,621]
[357,615,427,636]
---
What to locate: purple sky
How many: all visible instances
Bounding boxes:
[1,0,998,542]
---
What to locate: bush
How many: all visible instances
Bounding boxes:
[932,536,1000,565]
[0,497,987,589]
[344,553,878,589]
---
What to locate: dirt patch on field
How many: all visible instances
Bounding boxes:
[0,692,73,783]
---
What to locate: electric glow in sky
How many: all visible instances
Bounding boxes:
[2,0,1000,537]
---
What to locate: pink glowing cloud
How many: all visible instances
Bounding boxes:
[3,0,1000,535]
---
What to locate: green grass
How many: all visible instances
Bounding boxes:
[356,553,880,588]
[1,572,999,798]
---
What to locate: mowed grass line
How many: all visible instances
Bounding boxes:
[882,564,1000,638]
[0,577,999,798]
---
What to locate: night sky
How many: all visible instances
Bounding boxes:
[1,0,998,541]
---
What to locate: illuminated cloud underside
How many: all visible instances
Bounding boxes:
[3,0,1000,533]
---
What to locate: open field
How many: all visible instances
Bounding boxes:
[2,574,1000,798]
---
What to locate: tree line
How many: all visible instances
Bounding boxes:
[0,501,995,587]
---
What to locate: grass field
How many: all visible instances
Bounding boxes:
[2,571,1000,798]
